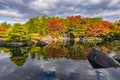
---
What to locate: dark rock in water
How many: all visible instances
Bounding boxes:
[5,41,34,47]
[0,40,6,47]
[87,48,119,69]
[6,42,24,47]
[37,41,48,47]
[24,41,34,46]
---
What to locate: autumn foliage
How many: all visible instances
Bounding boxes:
[66,15,81,31]
[48,19,65,37]
[0,26,7,32]
[1,15,120,42]
[66,15,81,24]
[87,21,113,36]
[48,44,64,58]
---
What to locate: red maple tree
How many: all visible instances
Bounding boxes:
[0,26,7,32]
[87,21,113,36]
[48,19,65,37]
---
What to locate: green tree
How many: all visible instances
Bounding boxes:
[0,22,7,28]
[25,17,39,33]
[92,17,103,22]
[8,23,30,42]
[109,22,120,40]
[37,15,50,37]
[0,22,11,28]
[65,15,93,37]
[65,15,82,37]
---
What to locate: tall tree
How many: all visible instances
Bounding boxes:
[8,23,30,42]
[37,15,50,37]
[48,19,65,38]
[110,22,120,39]
[65,15,82,37]
[87,21,113,37]
[25,17,39,33]
[65,15,93,37]
[0,22,7,28]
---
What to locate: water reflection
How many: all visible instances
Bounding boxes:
[7,43,90,66]
[0,42,120,80]
[10,48,30,66]
[0,55,115,80]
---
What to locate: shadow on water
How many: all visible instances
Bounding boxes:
[0,41,120,80]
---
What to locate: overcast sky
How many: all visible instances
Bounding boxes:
[0,0,120,24]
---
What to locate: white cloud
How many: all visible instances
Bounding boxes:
[0,17,27,25]
[28,0,80,11]
[12,0,23,4]
[64,0,81,5]
[28,0,58,11]
[0,20,5,23]
[92,10,120,17]
[0,0,120,23]
[0,9,23,18]
[0,20,25,25]
[108,0,119,7]
[3,0,24,4]
[89,10,120,22]
[90,0,102,4]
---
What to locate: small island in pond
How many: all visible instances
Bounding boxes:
[0,15,120,47]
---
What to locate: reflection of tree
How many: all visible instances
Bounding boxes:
[0,47,10,53]
[29,47,39,60]
[96,42,120,54]
[8,23,30,42]
[48,44,65,59]
[29,47,49,60]
[65,44,89,60]
[10,47,30,66]
[48,43,90,60]
[7,42,120,65]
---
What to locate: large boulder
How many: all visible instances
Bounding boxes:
[80,37,103,44]
[87,48,119,68]
[24,41,34,46]
[36,41,48,47]
[41,35,53,43]
[0,40,6,47]
[6,42,24,47]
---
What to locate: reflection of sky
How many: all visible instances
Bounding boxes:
[0,51,9,60]
[0,51,16,78]
[0,52,120,80]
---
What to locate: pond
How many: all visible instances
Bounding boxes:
[0,42,120,80]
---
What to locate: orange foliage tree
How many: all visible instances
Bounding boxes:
[0,26,7,32]
[86,21,113,37]
[48,19,65,38]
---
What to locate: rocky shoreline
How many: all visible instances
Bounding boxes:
[0,37,100,47]
[0,40,31,47]
[0,36,118,48]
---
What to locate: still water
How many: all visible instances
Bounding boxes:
[0,42,120,80]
